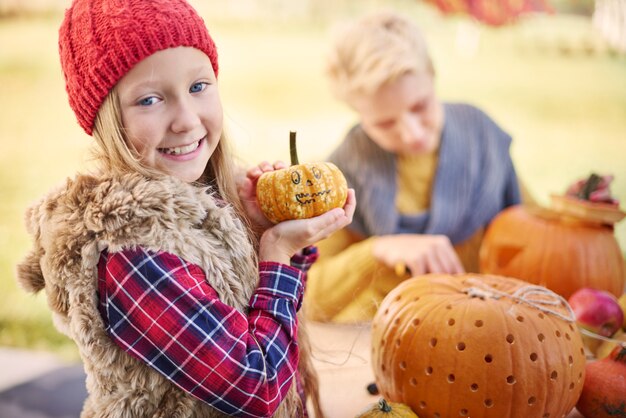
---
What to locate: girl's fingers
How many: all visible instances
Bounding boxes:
[238,178,254,200]
[343,189,356,220]
[277,207,345,246]
[266,189,356,254]
[246,165,263,179]
[272,160,288,170]
[259,161,274,172]
[309,208,347,241]
[247,161,288,181]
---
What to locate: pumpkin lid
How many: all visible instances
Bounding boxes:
[550,194,626,226]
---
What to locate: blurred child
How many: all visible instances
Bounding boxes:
[16,0,354,416]
[304,10,527,323]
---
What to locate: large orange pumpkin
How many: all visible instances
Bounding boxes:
[371,274,586,418]
[479,201,625,299]
[256,131,348,223]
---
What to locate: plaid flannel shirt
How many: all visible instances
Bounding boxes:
[97,246,318,418]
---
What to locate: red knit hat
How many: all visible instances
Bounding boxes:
[59,0,219,135]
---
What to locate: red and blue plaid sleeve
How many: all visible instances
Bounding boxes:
[290,246,318,273]
[97,248,306,418]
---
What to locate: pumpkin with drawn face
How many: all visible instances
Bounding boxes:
[256,132,348,224]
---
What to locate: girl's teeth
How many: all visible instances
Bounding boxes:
[162,141,200,155]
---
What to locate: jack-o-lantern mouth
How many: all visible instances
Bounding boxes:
[295,189,332,205]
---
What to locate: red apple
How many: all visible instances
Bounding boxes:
[569,287,624,337]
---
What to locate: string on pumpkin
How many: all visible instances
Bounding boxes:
[462,277,576,323]
[579,327,626,348]
[308,322,369,367]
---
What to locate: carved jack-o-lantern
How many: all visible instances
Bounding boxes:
[481,175,625,299]
[256,132,348,224]
[480,200,625,299]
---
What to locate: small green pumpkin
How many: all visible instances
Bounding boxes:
[356,398,419,418]
[256,131,348,223]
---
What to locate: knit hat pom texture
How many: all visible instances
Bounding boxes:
[59,0,218,135]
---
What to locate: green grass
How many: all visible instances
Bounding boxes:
[1,2,625,356]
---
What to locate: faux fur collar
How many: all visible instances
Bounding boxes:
[18,172,258,318]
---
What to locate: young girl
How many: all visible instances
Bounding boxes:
[16,0,354,417]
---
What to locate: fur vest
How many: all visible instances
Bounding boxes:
[17,173,317,418]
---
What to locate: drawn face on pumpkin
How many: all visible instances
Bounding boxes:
[256,161,348,224]
[289,165,333,205]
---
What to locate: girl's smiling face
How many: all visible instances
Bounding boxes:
[116,47,222,183]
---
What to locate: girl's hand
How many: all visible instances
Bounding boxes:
[259,189,356,264]
[237,161,288,232]
[372,234,465,276]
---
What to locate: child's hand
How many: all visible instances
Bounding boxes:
[237,161,288,231]
[372,234,465,276]
[259,189,356,264]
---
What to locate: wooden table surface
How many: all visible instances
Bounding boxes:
[307,321,585,418]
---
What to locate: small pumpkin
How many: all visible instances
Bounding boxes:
[479,203,625,299]
[371,274,586,418]
[356,398,419,418]
[256,131,348,223]
[576,344,626,418]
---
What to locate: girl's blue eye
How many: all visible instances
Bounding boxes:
[190,82,207,93]
[138,96,158,106]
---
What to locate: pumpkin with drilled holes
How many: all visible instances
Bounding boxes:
[256,131,348,223]
[479,204,625,299]
[356,398,419,418]
[371,274,586,418]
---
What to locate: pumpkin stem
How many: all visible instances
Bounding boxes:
[577,173,601,200]
[378,398,392,413]
[289,131,299,166]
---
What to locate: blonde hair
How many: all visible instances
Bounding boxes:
[326,10,434,105]
[92,89,257,246]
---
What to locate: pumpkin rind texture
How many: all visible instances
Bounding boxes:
[356,398,419,417]
[371,274,586,418]
[576,346,626,418]
[256,162,348,223]
[479,205,625,299]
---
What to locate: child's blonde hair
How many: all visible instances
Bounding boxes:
[326,10,434,105]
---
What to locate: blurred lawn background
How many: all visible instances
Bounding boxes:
[1,0,625,358]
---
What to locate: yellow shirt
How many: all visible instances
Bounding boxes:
[395,152,437,213]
